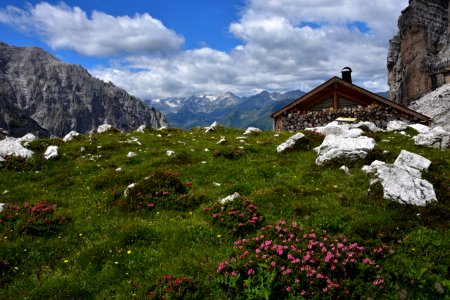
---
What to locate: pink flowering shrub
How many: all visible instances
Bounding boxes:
[125,171,205,211]
[147,275,197,299]
[203,197,263,236]
[0,201,68,236]
[217,220,388,298]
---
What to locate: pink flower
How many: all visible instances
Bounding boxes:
[231,271,237,277]
[247,268,255,275]
[374,279,384,286]
[286,286,291,292]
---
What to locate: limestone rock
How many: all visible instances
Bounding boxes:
[219,192,241,205]
[409,83,450,131]
[97,124,113,133]
[18,133,37,145]
[127,152,137,158]
[387,0,450,106]
[63,131,80,142]
[413,126,450,149]
[0,42,168,137]
[386,120,409,131]
[408,123,431,133]
[166,150,175,157]
[205,121,219,133]
[0,137,34,159]
[136,125,147,133]
[244,127,262,135]
[43,146,59,160]
[364,150,436,206]
[315,135,376,165]
[276,133,305,153]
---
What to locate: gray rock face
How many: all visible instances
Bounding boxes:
[413,126,450,149]
[387,0,450,106]
[409,83,450,131]
[0,42,168,137]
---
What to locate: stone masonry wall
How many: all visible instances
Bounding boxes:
[280,103,423,131]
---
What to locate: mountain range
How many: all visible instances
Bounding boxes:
[0,42,168,137]
[146,90,390,130]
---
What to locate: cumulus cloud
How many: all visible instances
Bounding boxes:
[0,2,184,56]
[1,0,409,98]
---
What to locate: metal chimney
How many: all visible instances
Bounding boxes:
[341,67,352,84]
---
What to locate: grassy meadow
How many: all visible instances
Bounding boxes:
[0,126,449,299]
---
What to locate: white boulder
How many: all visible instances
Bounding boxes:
[136,125,147,133]
[216,138,226,144]
[340,165,350,174]
[219,192,241,205]
[276,133,305,153]
[408,124,430,134]
[386,120,409,131]
[124,183,136,198]
[158,125,168,131]
[43,146,59,160]
[244,127,262,135]
[352,121,383,132]
[97,124,113,133]
[127,152,137,158]
[0,137,34,159]
[364,150,436,206]
[63,131,80,142]
[0,203,5,212]
[205,121,219,133]
[412,126,450,150]
[166,150,175,157]
[18,133,37,144]
[315,135,376,165]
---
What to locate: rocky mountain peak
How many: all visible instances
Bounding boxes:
[387,0,450,106]
[0,42,168,137]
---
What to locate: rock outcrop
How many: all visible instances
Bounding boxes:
[387,0,450,106]
[409,83,450,131]
[0,42,168,137]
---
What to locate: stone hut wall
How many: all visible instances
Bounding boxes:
[280,103,423,131]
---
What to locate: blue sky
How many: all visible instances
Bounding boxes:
[0,0,408,99]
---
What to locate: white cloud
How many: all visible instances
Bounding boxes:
[0,2,184,56]
[1,0,409,98]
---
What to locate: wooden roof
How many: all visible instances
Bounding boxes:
[271,77,430,122]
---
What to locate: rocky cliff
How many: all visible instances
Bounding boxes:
[0,42,168,137]
[387,0,450,106]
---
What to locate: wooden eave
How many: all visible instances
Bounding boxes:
[271,77,430,122]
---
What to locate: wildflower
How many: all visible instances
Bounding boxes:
[247,268,255,275]
[64,260,69,263]
[217,234,221,238]
[374,279,384,286]
[127,250,132,254]
[231,271,237,277]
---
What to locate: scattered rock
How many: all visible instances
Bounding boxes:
[216,137,226,144]
[18,133,37,145]
[276,133,305,153]
[124,183,136,198]
[219,192,241,205]
[408,124,430,134]
[353,121,383,133]
[205,121,219,133]
[127,152,137,158]
[0,137,34,159]
[115,167,122,172]
[340,165,350,174]
[212,182,221,187]
[386,120,409,131]
[315,135,375,166]
[63,131,80,142]
[43,146,59,160]
[0,203,5,212]
[97,124,113,133]
[158,125,168,131]
[136,125,147,133]
[363,150,436,206]
[244,127,262,135]
[166,150,175,157]
[413,126,450,149]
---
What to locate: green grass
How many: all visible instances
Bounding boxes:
[1,127,449,299]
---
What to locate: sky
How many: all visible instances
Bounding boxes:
[0,0,409,100]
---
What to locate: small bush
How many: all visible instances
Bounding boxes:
[217,220,389,299]
[204,197,263,236]
[124,171,205,211]
[0,201,68,237]
[147,275,197,299]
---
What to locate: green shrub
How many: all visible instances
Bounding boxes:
[217,220,389,299]
[204,197,263,236]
